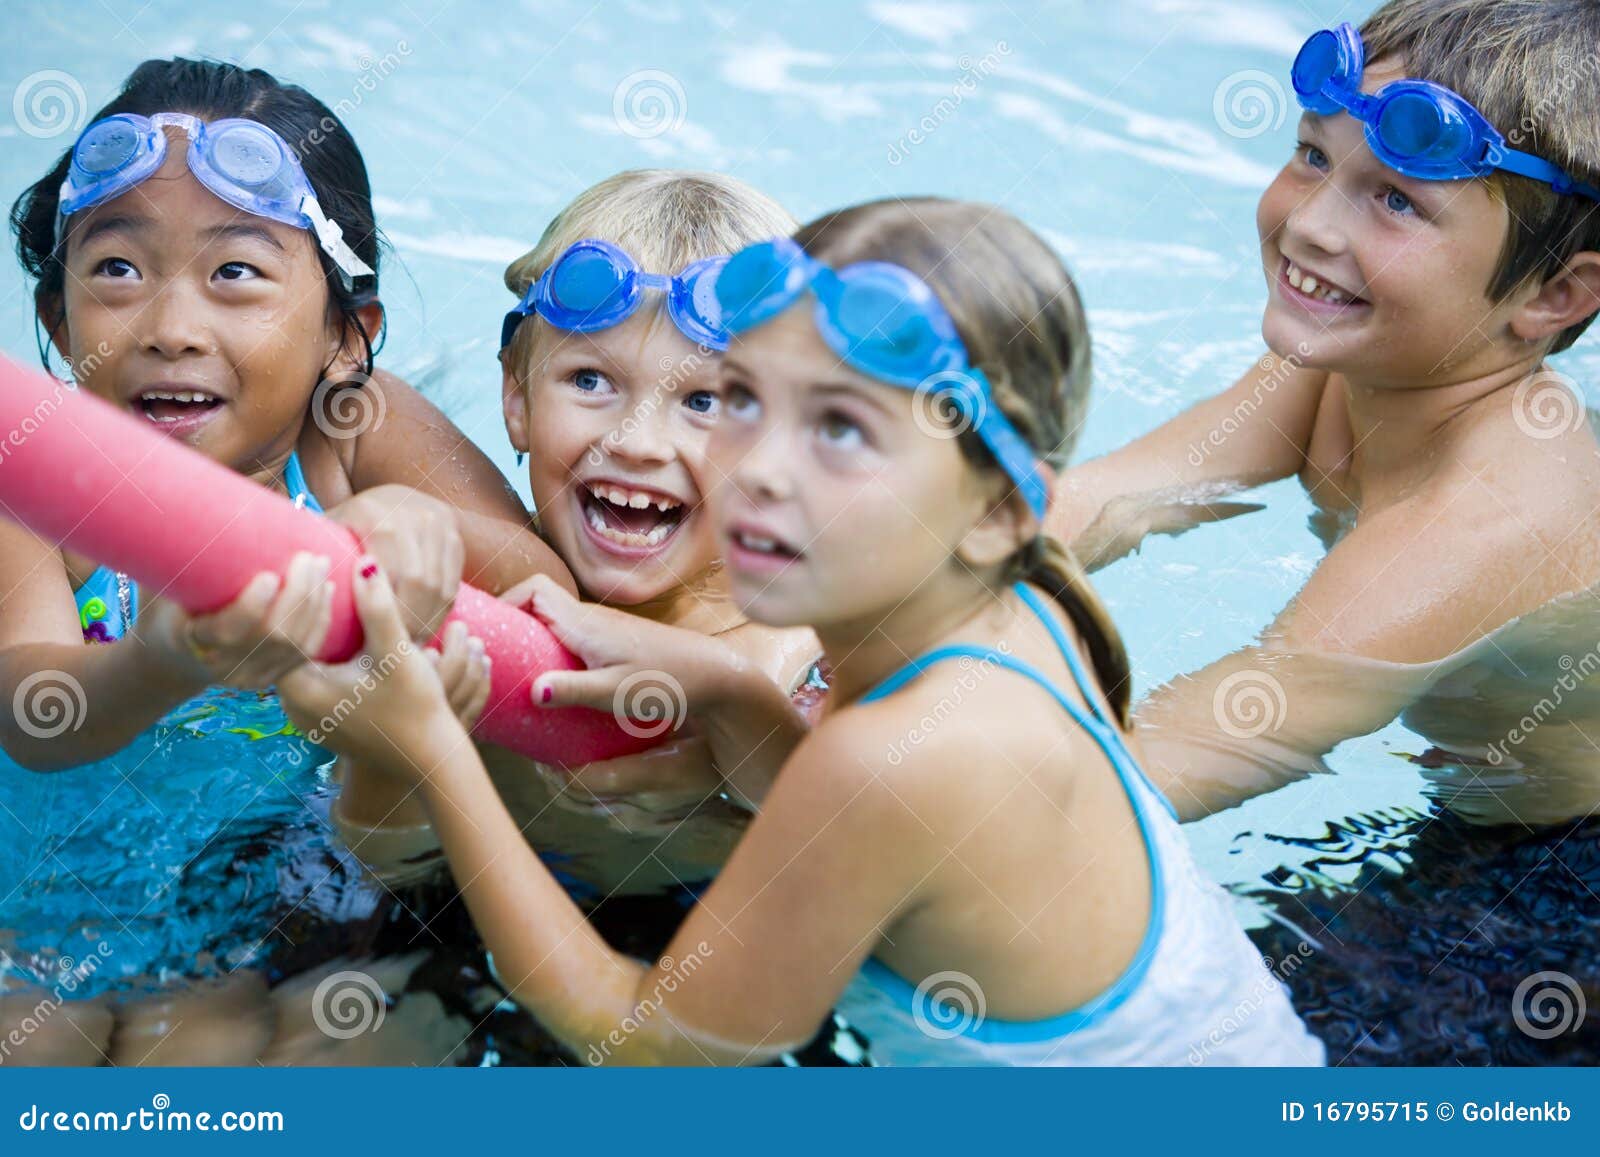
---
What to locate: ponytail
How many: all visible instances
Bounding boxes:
[1007,535,1131,727]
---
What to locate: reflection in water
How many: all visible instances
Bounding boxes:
[1152,587,1600,1064]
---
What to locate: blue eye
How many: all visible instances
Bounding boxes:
[1298,142,1330,171]
[683,389,720,416]
[1382,187,1415,215]
[571,368,613,394]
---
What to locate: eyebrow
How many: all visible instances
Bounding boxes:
[197,222,288,252]
[72,214,289,253]
[810,380,896,416]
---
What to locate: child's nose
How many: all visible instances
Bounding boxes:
[138,280,215,359]
[730,424,795,503]
[1282,180,1350,259]
[603,406,675,466]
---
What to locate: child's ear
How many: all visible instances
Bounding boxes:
[37,300,69,367]
[501,353,530,454]
[326,301,385,380]
[955,462,1058,570]
[1510,251,1600,344]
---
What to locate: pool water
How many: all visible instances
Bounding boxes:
[3,0,1599,1063]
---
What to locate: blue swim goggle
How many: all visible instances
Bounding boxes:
[715,237,1049,518]
[1291,23,1600,200]
[55,112,376,289]
[500,239,729,353]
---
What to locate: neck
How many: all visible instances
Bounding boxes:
[620,563,746,634]
[818,570,1007,705]
[1343,348,1545,487]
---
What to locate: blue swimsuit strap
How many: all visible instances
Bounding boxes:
[76,451,322,630]
[856,582,1169,1044]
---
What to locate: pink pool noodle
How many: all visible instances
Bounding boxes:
[0,354,654,766]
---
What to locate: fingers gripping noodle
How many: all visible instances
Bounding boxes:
[0,355,655,766]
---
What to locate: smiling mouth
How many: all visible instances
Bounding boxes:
[136,388,225,424]
[730,527,802,560]
[1282,259,1369,307]
[578,481,688,551]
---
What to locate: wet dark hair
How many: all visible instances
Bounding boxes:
[10,57,385,375]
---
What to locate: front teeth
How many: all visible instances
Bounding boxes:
[737,531,778,553]
[583,495,677,548]
[143,390,216,403]
[592,483,680,513]
[1286,262,1355,305]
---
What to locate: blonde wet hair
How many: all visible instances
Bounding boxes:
[1362,0,1600,353]
[793,197,1133,725]
[502,169,796,369]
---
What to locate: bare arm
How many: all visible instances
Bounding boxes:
[1135,489,1534,819]
[0,522,205,768]
[346,370,575,597]
[278,568,921,1065]
[1052,352,1328,570]
[0,522,336,770]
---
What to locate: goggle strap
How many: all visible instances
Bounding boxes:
[963,369,1048,518]
[299,196,374,288]
[1495,148,1600,201]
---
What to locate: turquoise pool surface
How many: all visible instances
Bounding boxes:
[3,0,1599,1025]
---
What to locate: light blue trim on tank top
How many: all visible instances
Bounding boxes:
[73,451,322,641]
[854,581,1168,1046]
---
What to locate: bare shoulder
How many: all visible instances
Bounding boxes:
[777,671,1030,830]
[717,621,821,691]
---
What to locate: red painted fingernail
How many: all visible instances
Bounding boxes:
[541,686,553,703]
[360,563,378,579]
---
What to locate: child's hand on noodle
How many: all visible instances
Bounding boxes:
[278,560,488,776]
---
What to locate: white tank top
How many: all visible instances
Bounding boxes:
[833,583,1324,1067]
